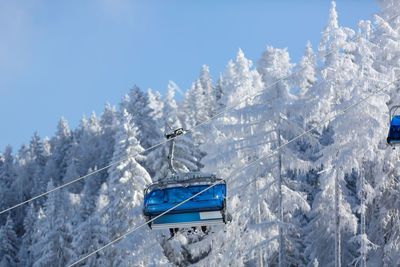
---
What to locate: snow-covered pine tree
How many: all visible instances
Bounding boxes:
[215,73,225,109]
[182,79,207,130]
[292,41,318,130]
[200,47,309,265]
[359,2,400,264]
[103,108,149,236]
[14,135,51,235]
[147,89,164,125]
[44,118,73,187]
[302,1,356,140]
[0,146,17,226]
[121,86,166,179]
[98,103,118,182]
[25,132,50,207]
[69,175,110,266]
[202,49,264,176]
[77,112,102,174]
[199,65,217,118]
[343,19,393,266]
[180,65,219,149]
[63,112,103,195]
[31,181,74,267]
[295,41,317,101]
[120,85,163,150]
[18,204,36,267]
[97,109,168,264]
[149,82,201,181]
[373,0,400,106]
[144,89,166,179]
[304,3,390,265]
[219,49,261,108]
[148,83,180,181]
[256,45,311,266]
[0,216,18,266]
[303,2,356,265]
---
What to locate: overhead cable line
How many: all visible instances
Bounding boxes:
[70,77,400,266]
[1,11,397,216]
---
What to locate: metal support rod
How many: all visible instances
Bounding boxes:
[168,138,177,174]
[165,128,185,175]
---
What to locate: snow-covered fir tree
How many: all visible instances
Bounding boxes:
[120,85,163,150]
[95,109,168,265]
[44,118,73,187]
[17,204,36,267]
[149,82,202,181]
[0,216,18,266]
[30,181,74,267]
[0,146,17,226]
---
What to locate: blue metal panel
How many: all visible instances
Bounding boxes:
[392,115,400,126]
[388,116,400,144]
[388,125,400,141]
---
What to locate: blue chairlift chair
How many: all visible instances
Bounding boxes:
[387,105,400,146]
[142,172,228,230]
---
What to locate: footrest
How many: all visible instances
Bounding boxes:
[151,211,224,229]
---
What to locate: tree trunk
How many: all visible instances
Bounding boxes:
[335,169,341,267]
[278,129,284,267]
[361,159,366,267]
[256,174,264,267]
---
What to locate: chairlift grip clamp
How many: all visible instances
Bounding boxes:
[165,128,185,140]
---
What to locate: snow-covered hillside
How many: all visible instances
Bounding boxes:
[1,1,400,266]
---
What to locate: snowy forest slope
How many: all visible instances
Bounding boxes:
[1,1,400,266]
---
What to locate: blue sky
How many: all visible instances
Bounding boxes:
[0,0,379,151]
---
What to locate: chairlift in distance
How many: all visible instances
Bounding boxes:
[142,128,229,233]
[387,105,400,147]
